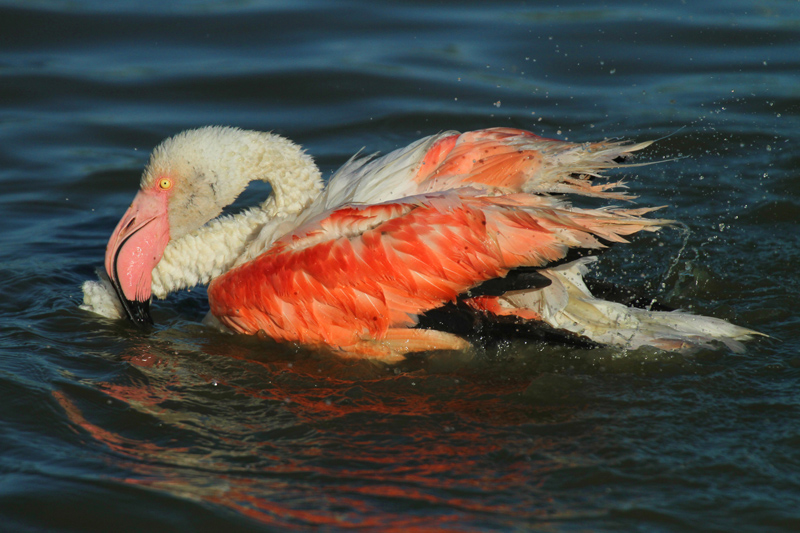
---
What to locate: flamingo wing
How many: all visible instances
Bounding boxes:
[207,188,663,356]
[238,127,652,269]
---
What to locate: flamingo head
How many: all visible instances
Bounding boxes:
[105,127,265,326]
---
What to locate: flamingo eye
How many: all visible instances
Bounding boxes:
[158,178,173,190]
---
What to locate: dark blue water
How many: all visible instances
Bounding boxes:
[1,1,798,531]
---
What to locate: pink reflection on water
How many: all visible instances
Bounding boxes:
[53,343,577,529]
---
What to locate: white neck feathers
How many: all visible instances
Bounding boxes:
[145,126,323,297]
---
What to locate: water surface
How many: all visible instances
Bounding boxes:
[1,1,798,531]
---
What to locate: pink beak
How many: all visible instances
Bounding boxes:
[104,189,170,326]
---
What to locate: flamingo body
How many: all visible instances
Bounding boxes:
[209,191,655,350]
[208,128,661,354]
[82,125,760,359]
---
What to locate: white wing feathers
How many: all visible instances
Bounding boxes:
[500,257,760,352]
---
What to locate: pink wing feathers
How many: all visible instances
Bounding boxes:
[207,128,664,355]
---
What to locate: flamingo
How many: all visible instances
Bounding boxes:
[82,126,758,360]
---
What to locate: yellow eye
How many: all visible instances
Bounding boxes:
[158,178,173,190]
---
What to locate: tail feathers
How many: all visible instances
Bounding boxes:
[81,268,124,320]
[497,258,761,353]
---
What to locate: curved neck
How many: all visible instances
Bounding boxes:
[146,127,323,297]
[151,198,299,298]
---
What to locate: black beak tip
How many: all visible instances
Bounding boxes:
[108,274,154,328]
[127,298,154,328]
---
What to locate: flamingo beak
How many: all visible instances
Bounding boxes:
[104,189,170,327]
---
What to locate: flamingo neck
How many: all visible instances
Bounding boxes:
[150,197,301,298]
[145,127,324,297]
